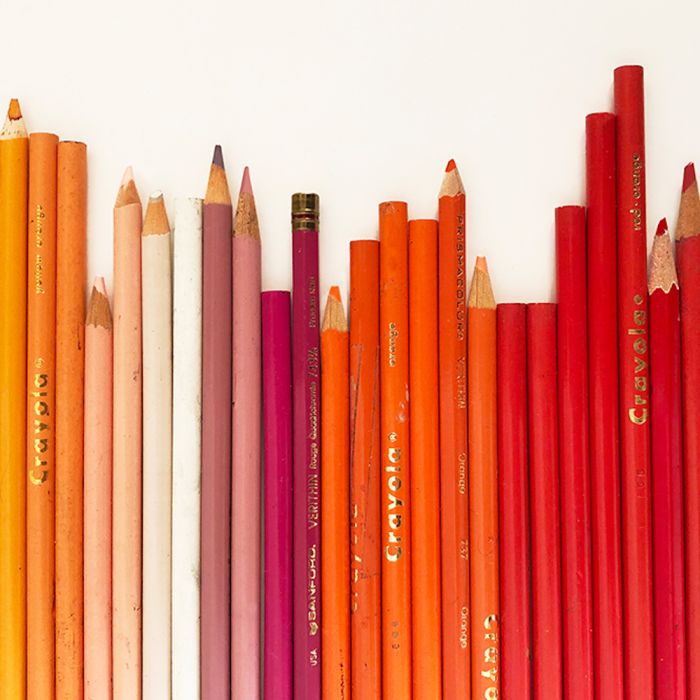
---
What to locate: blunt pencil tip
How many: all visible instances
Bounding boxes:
[683,163,696,192]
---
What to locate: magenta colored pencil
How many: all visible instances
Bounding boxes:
[292,193,322,698]
[263,291,293,700]
[201,145,232,698]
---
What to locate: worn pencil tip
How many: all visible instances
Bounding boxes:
[115,167,140,208]
[439,161,465,198]
[683,163,696,193]
[649,219,678,293]
[143,192,170,235]
[87,278,113,329]
[8,98,21,120]
[1,98,27,139]
[212,144,225,168]
[655,218,668,237]
[446,158,457,172]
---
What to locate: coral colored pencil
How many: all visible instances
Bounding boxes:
[438,160,470,700]
[292,193,322,698]
[649,220,686,698]
[497,303,530,699]
[468,257,499,699]
[586,112,624,700]
[527,303,563,700]
[677,163,700,698]
[349,240,382,700]
[321,287,351,700]
[409,219,442,698]
[614,64,654,699]
[555,205,593,699]
[263,291,294,700]
[26,131,58,700]
[379,201,412,697]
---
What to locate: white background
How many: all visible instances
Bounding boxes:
[2,0,699,304]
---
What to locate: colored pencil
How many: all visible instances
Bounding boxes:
[409,218,442,698]
[614,64,654,699]
[26,130,58,700]
[84,277,113,700]
[112,166,143,698]
[468,257,499,699]
[0,99,28,698]
[321,286,351,700]
[586,111,624,699]
[292,192,322,698]
[349,240,382,700]
[55,140,87,698]
[379,200,412,697]
[201,145,233,698]
[171,196,203,700]
[263,291,294,700]
[497,303,530,699]
[142,192,173,699]
[438,159,470,700]
[232,167,262,699]
[527,303,562,700]
[555,205,593,699]
[649,219,686,697]
[677,162,700,696]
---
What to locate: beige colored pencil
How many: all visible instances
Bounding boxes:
[142,193,173,699]
[84,277,113,699]
[112,167,143,697]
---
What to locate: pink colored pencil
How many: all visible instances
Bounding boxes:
[263,291,293,700]
[292,193,322,698]
[84,277,113,699]
[201,145,233,698]
[231,168,262,699]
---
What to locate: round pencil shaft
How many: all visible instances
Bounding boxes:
[527,304,563,700]
[26,132,58,700]
[467,259,499,700]
[408,219,442,697]
[614,64,654,699]
[172,198,203,699]
[349,241,382,700]
[438,163,470,700]
[0,103,28,698]
[231,221,262,699]
[84,281,113,699]
[142,204,173,699]
[321,288,350,699]
[586,112,624,699]
[379,201,412,698]
[55,141,87,698]
[112,172,143,698]
[497,303,530,700]
[555,205,593,699]
[292,215,322,698]
[263,291,293,700]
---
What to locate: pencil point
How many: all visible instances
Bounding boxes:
[234,168,260,240]
[322,286,347,332]
[1,98,27,139]
[446,158,457,172]
[439,161,465,198]
[143,192,170,235]
[121,166,134,187]
[115,167,141,208]
[87,279,113,329]
[468,257,496,309]
[8,98,21,120]
[94,276,107,296]
[205,146,231,206]
[676,162,700,241]
[240,166,253,195]
[649,219,678,293]
[213,144,224,168]
[329,285,341,302]
[683,163,696,193]
[655,218,668,237]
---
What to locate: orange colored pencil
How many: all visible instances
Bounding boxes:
[409,218,442,698]
[55,140,87,697]
[468,257,500,699]
[349,240,381,699]
[379,201,412,697]
[438,159,470,699]
[26,131,58,700]
[0,98,29,698]
[321,286,351,699]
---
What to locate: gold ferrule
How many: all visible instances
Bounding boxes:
[292,192,320,229]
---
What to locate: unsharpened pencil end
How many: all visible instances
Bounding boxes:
[468,256,496,309]
[683,163,696,193]
[1,98,27,139]
[649,219,678,293]
[205,146,231,205]
[676,162,700,241]
[143,192,170,236]
[322,286,347,332]
[115,167,141,208]
[439,160,465,198]
[87,278,113,329]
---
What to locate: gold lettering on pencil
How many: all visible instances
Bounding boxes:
[308,544,319,638]
[460,605,469,649]
[631,153,643,231]
[388,322,398,367]
[456,213,466,341]
[481,614,499,697]
[34,205,46,294]
[627,294,649,424]
[28,367,51,486]
[385,431,405,562]
[458,452,467,495]
[308,276,318,329]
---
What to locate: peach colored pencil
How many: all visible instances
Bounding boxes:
[112,167,143,698]
[84,278,113,699]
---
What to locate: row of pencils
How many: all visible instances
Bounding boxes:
[0,62,698,700]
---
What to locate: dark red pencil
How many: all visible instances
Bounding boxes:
[677,163,700,698]
[649,219,686,698]
[585,111,624,699]
[556,205,593,699]
[614,64,654,699]
[527,303,562,700]
[497,303,530,699]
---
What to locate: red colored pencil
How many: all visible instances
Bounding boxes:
[614,64,654,699]
[497,303,530,699]
[649,219,686,698]
[527,303,562,700]
[677,163,700,697]
[555,205,593,699]
[585,111,624,699]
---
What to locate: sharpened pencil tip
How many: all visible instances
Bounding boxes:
[93,276,107,295]
[329,285,341,302]
[121,166,134,186]
[143,192,170,235]
[240,166,252,196]
[213,144,224,168]
[446,158,457,172]
[8,99,21,120]
[683,163,696,193]
[322,286,347,331]
[655,218,668,237]
[476,256,489,273]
